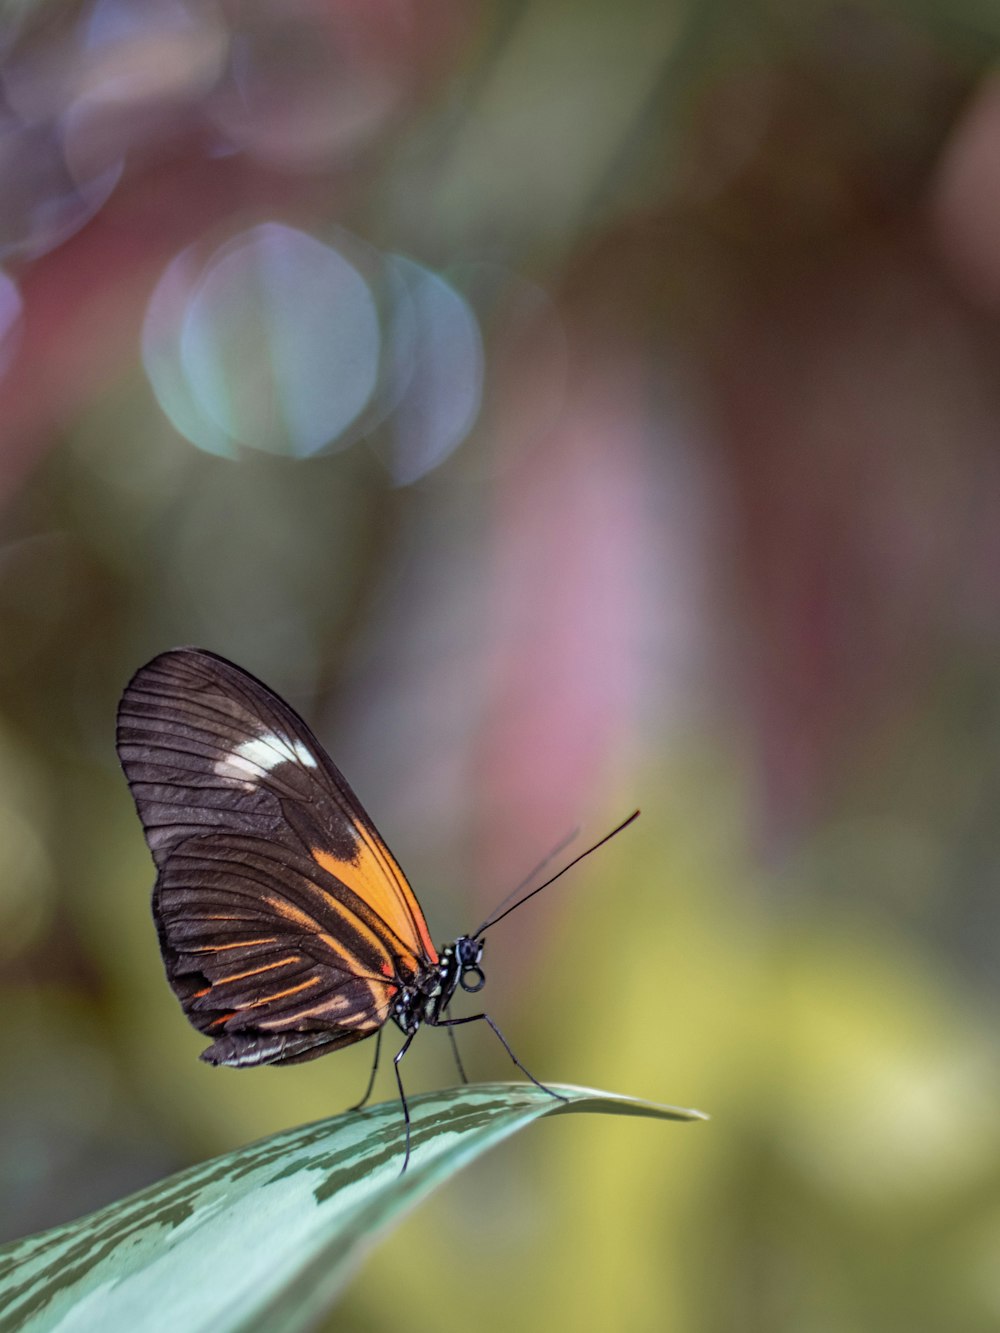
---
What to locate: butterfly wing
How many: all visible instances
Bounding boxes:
[116,648,436,1067]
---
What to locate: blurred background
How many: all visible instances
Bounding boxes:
[2,0,1000,1328]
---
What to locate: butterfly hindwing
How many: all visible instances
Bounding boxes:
[156,831,398,1053]
[116,648,435,1066]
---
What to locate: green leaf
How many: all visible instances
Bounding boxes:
[0,1082,706,1333]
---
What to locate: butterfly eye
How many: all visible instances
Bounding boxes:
[460,965,485,993]
[456,935,483,965]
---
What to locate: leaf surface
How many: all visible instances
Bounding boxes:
[0,1083,706,1333]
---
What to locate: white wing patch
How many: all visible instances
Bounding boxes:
[214,732,318,785]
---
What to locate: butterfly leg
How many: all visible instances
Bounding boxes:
[347,1027,383,1112]
[435,1013,567,1101]
[443,1013,470,1084]
[393,1029,418,1173]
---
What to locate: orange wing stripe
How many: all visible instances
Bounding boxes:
[340,832,437,960]
[311,847,431,966]
[188,937,278,953]
[215,954,299,986]
[259,984,394,1031]
[263,893,394,980]
[240,976,321,1010]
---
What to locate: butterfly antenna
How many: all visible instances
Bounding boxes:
[473,823,581,938]
[472,810,640,937]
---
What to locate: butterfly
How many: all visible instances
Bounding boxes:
[116,647,638,1166]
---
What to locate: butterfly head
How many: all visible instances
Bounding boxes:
[453,934,485,993]
[419,935,485,1029]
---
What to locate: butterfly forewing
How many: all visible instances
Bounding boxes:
[116,648,435,1067]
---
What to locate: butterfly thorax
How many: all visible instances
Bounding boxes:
[391,935,485,1036]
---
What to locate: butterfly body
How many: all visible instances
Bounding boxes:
[392,935,485,1035]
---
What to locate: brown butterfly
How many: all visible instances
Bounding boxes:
[116,648,637,1164]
